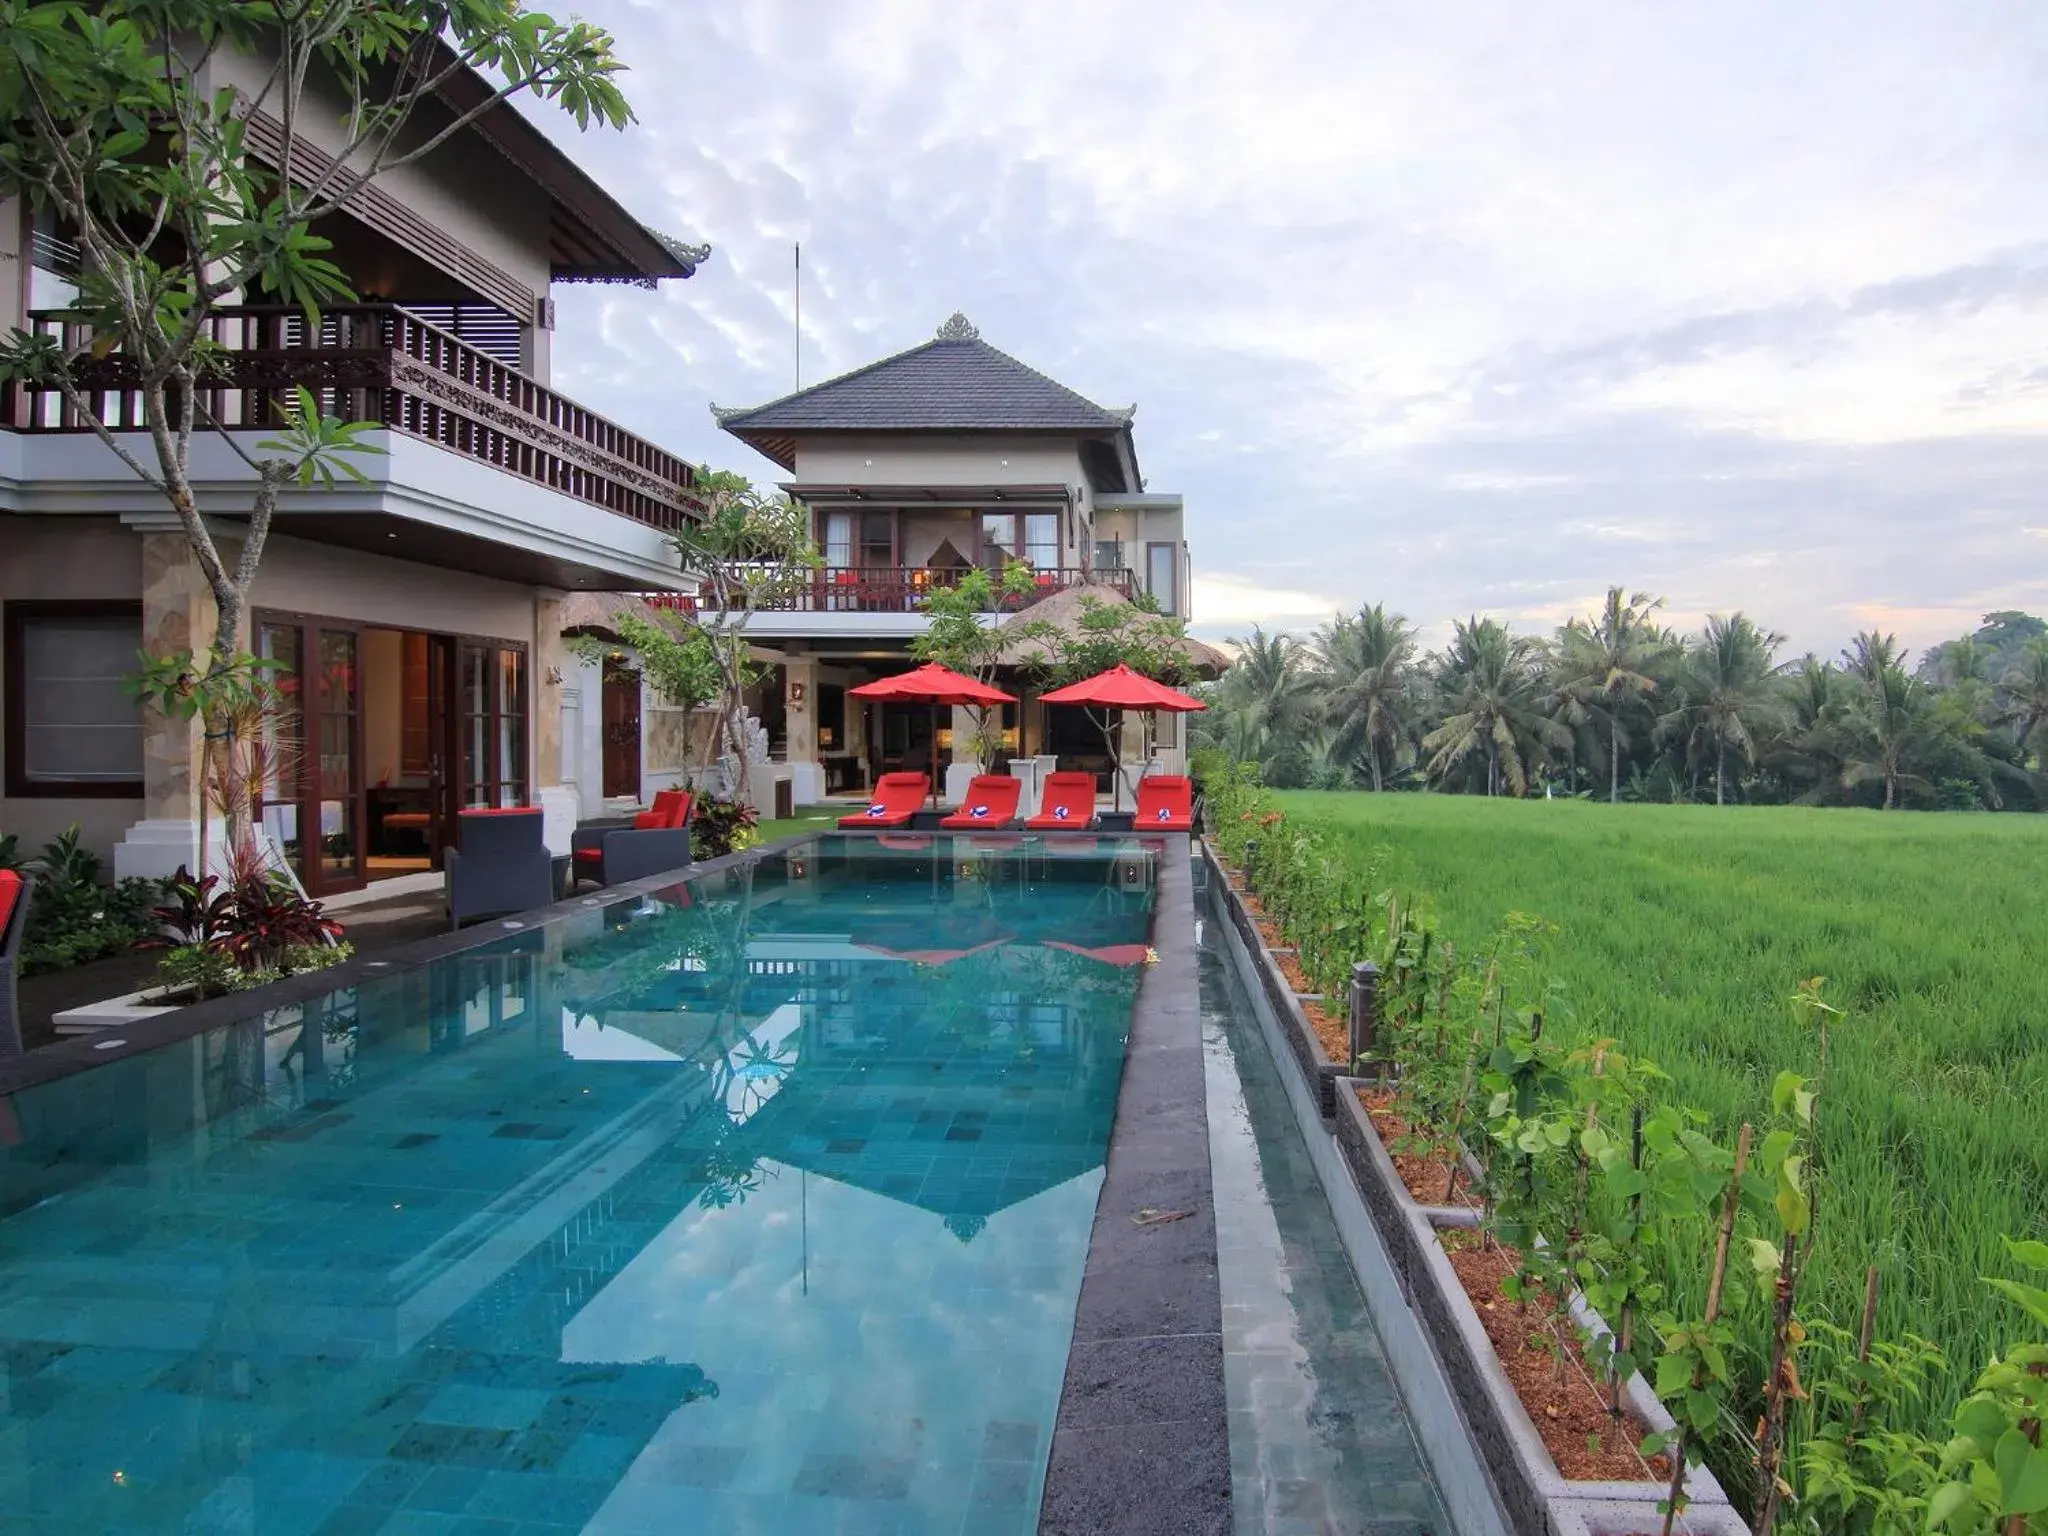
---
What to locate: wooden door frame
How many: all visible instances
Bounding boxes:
[599,654,642,800]
[256,608,528,892]
[452,638,532,812]
[254,608,368,897]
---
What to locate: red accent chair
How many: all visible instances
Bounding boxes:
[1133,775,1195,832]
[446,808,554,929]
[570,789,694,888]
[0,869,30,1056]
[940,775,1022,830]
[838,773,930,830]
[1025,771,1099,831]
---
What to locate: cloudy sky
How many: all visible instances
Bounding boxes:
[536,0,2048,656]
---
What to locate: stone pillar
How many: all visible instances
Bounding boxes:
[114,533,222,879]
[533,591,577,854]
[521,297,554,382]
[943,703,981,805]
[1116,710,1148,807]
[783,655,822,804]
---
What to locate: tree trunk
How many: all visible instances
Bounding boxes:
[1883,770,1896,810]
[1716,740,1726,806]
[1609,724,1619,805]
[1369,735,1384,792]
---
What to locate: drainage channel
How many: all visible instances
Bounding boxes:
[1198,872,1495,1536]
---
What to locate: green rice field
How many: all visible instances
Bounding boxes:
[1275,791,2048,1386]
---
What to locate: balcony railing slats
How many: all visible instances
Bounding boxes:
[753,565,1136,614]
[5,304,705,533]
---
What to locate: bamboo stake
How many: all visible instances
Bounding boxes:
[1662,1122,1752,1536]
[1849,1265,1880,1438]
[1754,1229,1800,1536]
[1443,1030,1481,1204]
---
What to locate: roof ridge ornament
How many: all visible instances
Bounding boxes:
[936,312,979,341]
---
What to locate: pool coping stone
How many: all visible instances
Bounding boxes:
[1037,838,1231,1536]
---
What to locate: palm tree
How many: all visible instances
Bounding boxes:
[1842,630,1904,684]
[1549,588,1675,803]
[1421,618,1570,796]
[1222,626,1319,740]
[1313,603,1418,790]
[1839,662,1943,810]
[1996,636,2048,767]
[1769,659,1851,811]
[1667,613,1786,805]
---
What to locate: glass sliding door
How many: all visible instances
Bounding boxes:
[314,628,363,888]
[457,641,530,808]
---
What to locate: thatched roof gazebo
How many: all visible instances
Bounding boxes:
[991,582,1229,677]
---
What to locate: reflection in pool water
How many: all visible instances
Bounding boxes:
[0,836,1157,1534]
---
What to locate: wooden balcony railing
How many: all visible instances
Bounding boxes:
[755,565,1135,614]
[6,305,706,533]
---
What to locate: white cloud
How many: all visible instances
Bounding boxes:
[1189,573,1342,635]
[531,0,2048,660]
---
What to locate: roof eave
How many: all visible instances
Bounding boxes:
[430,46,701,284]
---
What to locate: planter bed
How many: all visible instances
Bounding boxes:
[1350,1082,1482,1210]
[1335,1065,1743,1535]
[51,983,195,1035]
[1201,842,1745,1536]
[1207,848,1347,1117]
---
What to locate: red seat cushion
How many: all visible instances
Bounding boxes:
[573,848,603,862]
[0,869,20,936]
[633,811,666,830]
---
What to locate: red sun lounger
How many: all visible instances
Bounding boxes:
[1024,771,1099,831]
[1133,774,1195,832]
[939,775,1022,830]
[840,773,931,830]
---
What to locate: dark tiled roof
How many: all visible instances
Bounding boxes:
[713,315,1133,437]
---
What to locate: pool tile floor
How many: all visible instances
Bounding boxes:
[1201,931,1453,1536]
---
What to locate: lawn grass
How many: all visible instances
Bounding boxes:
[1276,791,2048,1393]
[751,806,844,844]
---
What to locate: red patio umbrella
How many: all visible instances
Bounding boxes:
[1037,663,1206,810]
[850,663,1016,803]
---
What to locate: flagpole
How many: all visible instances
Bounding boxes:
[794,242,801,391]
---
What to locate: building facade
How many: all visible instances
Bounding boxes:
[713,315,1196,804]
[0,51,704,893]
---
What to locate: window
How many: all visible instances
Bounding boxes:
[1145,541,1180,616]
[981,510,1062,573]
[859,511,894,569]
[1023,512,1058,570]
[4,602,144,797]
[822,511,853,568]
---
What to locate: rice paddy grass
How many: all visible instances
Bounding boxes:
[1275,791,2048,1392]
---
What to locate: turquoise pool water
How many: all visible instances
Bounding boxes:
[0,835,1157,1535]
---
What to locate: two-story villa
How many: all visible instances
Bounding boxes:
[712,315,1197,804]
[0,53,703,895]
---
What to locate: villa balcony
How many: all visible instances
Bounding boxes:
[5,304,706,535]
[757,564,1135,614]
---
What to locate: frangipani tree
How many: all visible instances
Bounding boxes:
[664,471,819,793]
[911,560,1036,765]
[0,0,637,846]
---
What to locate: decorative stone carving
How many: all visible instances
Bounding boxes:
[935,313,980,341]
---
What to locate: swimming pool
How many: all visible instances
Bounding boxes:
[0,836,1158,1534]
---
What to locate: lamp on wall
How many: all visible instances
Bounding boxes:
[789,680,806,704]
